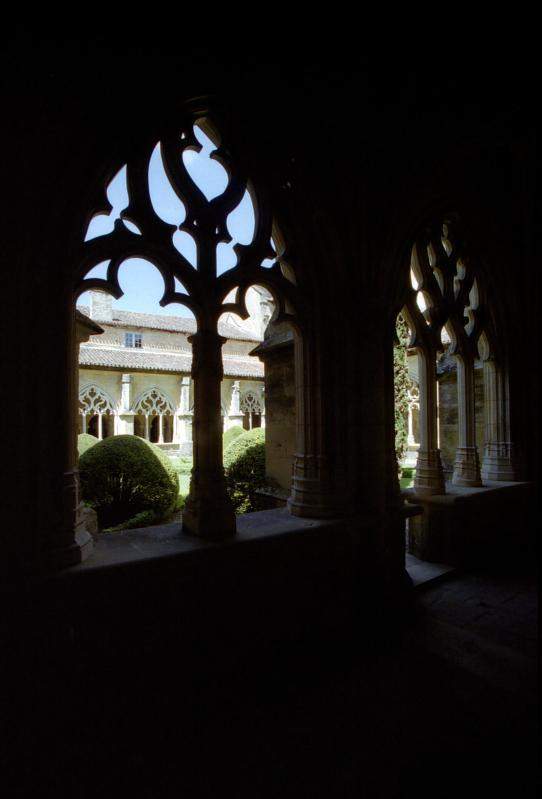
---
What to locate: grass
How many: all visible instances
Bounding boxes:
[400,466,415,490]
[169,457,192,506]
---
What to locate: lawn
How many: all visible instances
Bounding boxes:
[170,457,192,501]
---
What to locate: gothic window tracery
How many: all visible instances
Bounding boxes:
[240,390,263,415]
[240,389,263,430]
[79,385,116,416]
[74,106,301,537]
[133,388,174,416]
[400,216,502,493]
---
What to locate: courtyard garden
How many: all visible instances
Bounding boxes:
[77,425,267,532]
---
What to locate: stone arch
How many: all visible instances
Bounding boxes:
[394,213,515,495]
[240,389,263,430]
[132,387,175,444]
[78,384,116,439]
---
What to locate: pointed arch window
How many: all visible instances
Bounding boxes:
[240,389,264,430]
[400,216,513,493]
[75,106,300,538]
[79,384,116,439]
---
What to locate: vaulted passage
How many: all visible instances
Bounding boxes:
[3,43,537,799]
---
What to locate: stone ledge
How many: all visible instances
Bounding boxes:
[45,508,346,581]
[403,480,531,506]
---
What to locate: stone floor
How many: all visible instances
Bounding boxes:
[4,566,537,797]
[405,552,455,587]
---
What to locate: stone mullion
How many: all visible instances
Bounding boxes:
[182,330,236,538]
[414,347,445,495]
[452,354,482,486]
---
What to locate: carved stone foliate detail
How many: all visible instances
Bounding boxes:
[133,387,174,416]
[240,390,263,415]
[76,110,301,538]
[79,384,115,416]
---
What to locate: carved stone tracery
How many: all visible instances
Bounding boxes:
[79,384,115,416]
[240,390,263,415]
[133,388,174,416]
[402,218,500,492]
[75,105,304,538]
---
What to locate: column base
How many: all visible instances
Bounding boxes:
[414,449,446,496]
[287,456,339,518]
[481,442,516,482]
[43,528,94,572]
[182,473,236,539]
[452,446,482,487]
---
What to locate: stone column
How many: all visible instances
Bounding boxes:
[117,374,134,435]
[52,304,97,571]
[414,348,445,495]
[97,413,103,440]
[481,359,516,481]
[81,414,87,434]
[158,413,164,444]
[260,385,266,429]
[144,415,149,440]
[452,354,482,486]
[178,376,193,452]
[287,329,338,518]
[121,373,132,409]
[226,380,244,429]
[407,403,414,446]
[182,330,236,538]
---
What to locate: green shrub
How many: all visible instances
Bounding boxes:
[79,435,179,529]
[223,425,244,452]
[170,456,193,476]
[224,427,266,514]
[77,433,99,457]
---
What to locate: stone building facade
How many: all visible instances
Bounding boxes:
[77,290,268,454]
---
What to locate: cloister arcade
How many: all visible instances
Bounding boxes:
[398,217,516,497]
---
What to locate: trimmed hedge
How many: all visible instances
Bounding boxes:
[224,427,266,513]
[77,433,99,457]
[223,425,244,452]
[79,435,179,529]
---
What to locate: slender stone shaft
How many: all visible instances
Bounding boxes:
[414,349,445,495]
[183,330,236,538]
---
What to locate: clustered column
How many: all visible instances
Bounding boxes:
[413,349,446,495]
[452,354,482,486]
[481,358,516,481]
[288,330,338,518]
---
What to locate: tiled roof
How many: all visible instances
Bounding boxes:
[76,305,261,342]
[79,345,264,379]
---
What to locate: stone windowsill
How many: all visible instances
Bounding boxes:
[403,480,531,506]
[65,507,346,579]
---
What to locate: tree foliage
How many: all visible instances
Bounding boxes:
[394,314,412,471]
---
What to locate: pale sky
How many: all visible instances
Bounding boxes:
[78,125,274,318]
